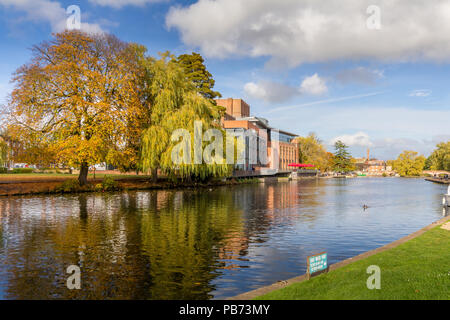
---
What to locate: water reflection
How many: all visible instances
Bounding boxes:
[0,178,446,299]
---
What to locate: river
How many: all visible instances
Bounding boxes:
[0,177,448,299]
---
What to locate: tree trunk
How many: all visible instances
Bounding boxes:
[151,168,158,183]
[78,162,89,186]
[78,195,88,222]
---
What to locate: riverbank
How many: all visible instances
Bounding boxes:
[0,174,264,196]
[425,177,450,184]
[230,215,450,300]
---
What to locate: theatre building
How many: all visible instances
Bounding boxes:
[215,98,299,173]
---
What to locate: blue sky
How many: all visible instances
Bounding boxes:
[0,0,449,159]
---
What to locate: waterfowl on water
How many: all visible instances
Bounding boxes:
[363,204,369,210]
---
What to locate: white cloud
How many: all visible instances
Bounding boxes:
[0,0,104,33]
[299,74,328,95]
[89,0,165,9]
[244,81,298,103]
[409,89,432,97]
[271,105,450,143]
[244,73,327,102]
[330,132,373,147]
[328,133,450,159]
[367,136,450,159]
[167,0,450,67]
[244,82,266,100]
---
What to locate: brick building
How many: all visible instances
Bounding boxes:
[215,98,299,172]
[354,149,388,175]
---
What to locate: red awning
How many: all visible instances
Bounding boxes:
[288,163,315,168]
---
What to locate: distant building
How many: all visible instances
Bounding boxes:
[355,149,391,175]
[367,159,386,174]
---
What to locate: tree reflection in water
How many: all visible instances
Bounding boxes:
[1,179,442,299]
[0,186,286,299]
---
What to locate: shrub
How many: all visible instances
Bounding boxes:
[56,179,80,193]
[101,176,119,191]
[0,167,7,174]
[12,168,34,174]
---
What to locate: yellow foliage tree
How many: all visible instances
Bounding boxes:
[393,150,426,177]
[6,31,147,185]
[294,133,332,172]
[428,141,450,171]
[0,136,7,167]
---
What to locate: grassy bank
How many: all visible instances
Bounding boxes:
[0,173,151,181]
[0,173,261,196]
[256,223,450,300]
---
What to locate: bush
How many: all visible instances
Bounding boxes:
[12,168,34,174]
[0,167,7,174]
[101,176,119,191]
[56,179,80,193]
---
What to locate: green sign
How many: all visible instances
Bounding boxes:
[307,252,328,276]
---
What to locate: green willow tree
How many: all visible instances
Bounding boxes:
[332,140,354,173]
[140,53,231,182]
[175,52,222,101]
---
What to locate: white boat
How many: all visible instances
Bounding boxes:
[443,185,450,207]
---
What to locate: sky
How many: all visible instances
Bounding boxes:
[0,0,449,160]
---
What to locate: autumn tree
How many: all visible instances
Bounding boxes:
[393,150,426,176]
[325,152,335,172]
[0,136,7,167]
[140,52,231,182]
[175,52,222,101]
[427,141,450,171]
[6,31,146,185]
[294,133,331,171]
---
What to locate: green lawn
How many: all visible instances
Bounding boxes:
[256,224,450,300]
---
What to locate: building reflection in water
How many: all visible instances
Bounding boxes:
[0,181,317,300]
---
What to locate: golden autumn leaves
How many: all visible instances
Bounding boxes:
[5,30,228,184]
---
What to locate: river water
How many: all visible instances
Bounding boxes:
[0,177,447,299]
